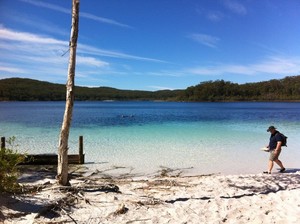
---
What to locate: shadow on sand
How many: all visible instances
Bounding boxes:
[281,168,300,174]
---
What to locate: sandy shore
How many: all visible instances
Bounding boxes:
[1,166,300,224]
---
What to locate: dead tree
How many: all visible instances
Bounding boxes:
[57,0,80,186]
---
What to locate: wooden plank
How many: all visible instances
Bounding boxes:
[19,154,85,165]
[2,135,85,165]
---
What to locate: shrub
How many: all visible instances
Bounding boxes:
[0,137,25,193]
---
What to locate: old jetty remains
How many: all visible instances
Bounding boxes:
[1,136,85,165]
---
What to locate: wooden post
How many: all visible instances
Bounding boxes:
[1,137,5,149]
[79,136,84,164]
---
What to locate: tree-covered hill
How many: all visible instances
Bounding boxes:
[0,78,180,101]
[178,76,300,101]
[0,76,300,101]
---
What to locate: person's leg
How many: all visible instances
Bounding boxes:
[274,159,285,169]
[267,151,276,173]
[268,160,274,173]
[273,149,285,171]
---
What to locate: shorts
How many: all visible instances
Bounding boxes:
[269,148,281,161]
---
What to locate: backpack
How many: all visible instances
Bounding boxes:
[277,132,288,147]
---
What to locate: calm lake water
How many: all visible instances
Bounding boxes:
[1,101,299,175]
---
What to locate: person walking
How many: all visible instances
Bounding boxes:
[264,126,286,174]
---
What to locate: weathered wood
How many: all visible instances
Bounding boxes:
[19,154,84,165]
[57,0,80,186]
[1,136,5,149]
[0,134,85,165]
[79,136,84,164]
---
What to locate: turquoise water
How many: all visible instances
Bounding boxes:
[1,101,299,175]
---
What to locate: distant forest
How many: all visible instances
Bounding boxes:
[0,76,300,101]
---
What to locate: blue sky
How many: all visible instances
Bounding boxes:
[1,0,300,91]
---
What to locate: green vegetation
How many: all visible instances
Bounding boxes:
[179,76,300,101]
[0,78,180,101]
[0,76,300,101]
[0,137,25,193]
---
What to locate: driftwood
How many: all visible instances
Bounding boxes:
[48,183,120,193]
[35,196,75,219]
[136,197,164,206]
[30,182,120,222]
[21,181,51,194]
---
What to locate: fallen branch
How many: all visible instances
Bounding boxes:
[34,192,77,219]
[44,183,120,193]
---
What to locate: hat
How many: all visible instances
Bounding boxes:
[267,126,276,132]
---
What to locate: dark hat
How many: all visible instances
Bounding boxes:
[267,126,276,132]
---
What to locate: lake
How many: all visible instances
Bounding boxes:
[1,101,299,175]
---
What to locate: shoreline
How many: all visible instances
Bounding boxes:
[1,165,300,223]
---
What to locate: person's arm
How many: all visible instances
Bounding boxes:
[274,141,282,154]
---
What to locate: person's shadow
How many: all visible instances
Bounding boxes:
[280,168,300,173]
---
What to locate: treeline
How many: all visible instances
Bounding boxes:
[0,76,300,101]
[179,76,300,101]
[0,78,180,101]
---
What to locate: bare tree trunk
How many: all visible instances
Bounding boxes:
[57,0,80,186]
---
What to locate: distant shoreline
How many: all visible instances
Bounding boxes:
[1,76,300,101]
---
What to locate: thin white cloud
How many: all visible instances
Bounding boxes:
[141,56,300,79]
[252,42,286,55]
[78,44,167,63]
[3,53,108,69]
[188,33,220,48]
[80,12,133,29]
[187,56,300,76]
[1,10,69,37]
[207,11,224,22]
[145,71,183,77]
[19,0,132,28]
[0,64,26,74]
[0,26,65,45]
[20,17,68,37]
[77,56,109,67]
[0,26,165,63]
[222,0,247,15]
[252,57,300,74]
[20,0,70,13]
[0,26,166,86]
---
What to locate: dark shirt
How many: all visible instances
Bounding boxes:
[269,131,283,150]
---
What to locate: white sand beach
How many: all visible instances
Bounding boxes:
[1,166,300,224]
